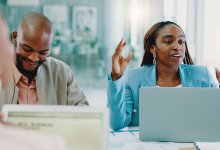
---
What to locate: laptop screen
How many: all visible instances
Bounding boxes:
[139,87,220,142]
[3,105,109,150]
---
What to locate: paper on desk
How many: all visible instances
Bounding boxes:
[109,126,139,132]
[109,131,139,150]
[120,142,180,150]
[179,148,197,150]
[110,131,139,143]
[195,142,220,150]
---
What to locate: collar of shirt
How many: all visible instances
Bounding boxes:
[13,64,36,88]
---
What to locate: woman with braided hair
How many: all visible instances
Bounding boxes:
[107,21,219,130]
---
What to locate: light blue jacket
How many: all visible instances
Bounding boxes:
[107,64,219,130]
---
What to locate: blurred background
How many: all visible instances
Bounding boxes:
[0,0,220,106]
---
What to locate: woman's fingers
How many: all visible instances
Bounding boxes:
[112,39,126,61]
[115,39,126,54]
[124,51,133,63]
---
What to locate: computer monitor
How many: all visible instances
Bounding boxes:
[2,105,109,150]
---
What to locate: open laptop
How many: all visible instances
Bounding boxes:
[2,105,109,150]
[139,87,220,142]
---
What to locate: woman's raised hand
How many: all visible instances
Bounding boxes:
[111,39,133,80]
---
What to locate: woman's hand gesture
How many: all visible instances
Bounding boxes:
[111,39,133,80]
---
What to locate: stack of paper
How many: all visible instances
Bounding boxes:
[195,142,220,150]
[120,142,195,150]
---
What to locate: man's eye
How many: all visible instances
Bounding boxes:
[22,47,31,52]
[39,51,48,55]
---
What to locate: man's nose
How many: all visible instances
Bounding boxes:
[29,52,40,62]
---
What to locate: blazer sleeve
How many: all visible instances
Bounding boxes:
[107,73,134,130]
[206,67,219,88]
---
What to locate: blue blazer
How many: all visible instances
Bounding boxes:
[107,64,219,130]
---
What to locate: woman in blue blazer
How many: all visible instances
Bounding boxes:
[107,21,219,130]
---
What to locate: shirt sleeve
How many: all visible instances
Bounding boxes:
[206,67,219,88]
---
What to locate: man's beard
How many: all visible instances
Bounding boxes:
[16,54,44,83]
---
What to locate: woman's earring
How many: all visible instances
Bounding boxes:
[153,54,156,64]
[13,40,17,48]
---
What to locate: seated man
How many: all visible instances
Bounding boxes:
[0,13,68,150]
[0,12,88,108]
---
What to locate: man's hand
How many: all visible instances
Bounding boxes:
[111,39,133,80]
[0,15,14,88]
[0,112,13,126]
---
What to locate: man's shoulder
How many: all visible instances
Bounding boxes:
[39,57,72,75]
[43,57,70,69]
[44,57,66,65]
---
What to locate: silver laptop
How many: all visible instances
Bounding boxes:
[2,105,109,150]
[139,87,220,142]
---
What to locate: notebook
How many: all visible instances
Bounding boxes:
[2,104,109,150]
[139,87,220,142]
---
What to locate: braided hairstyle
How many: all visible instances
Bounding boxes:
[141,21,193,66]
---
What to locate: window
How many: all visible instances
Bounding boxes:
[203,0,220,68]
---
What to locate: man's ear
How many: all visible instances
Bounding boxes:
[12,31,17,47]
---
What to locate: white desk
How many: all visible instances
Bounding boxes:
[109,127,197,150]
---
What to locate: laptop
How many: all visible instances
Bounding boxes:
[139,87,220,142]
[2,105,109,150]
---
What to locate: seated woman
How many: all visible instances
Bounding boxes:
[107,21,219,130]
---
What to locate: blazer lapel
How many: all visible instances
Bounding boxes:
[143,65,157,86]
[141,64,199,87]
[179,65,199,87]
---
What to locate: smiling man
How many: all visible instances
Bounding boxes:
[0,12,88,107]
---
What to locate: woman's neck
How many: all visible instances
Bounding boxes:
[156,64,181,87]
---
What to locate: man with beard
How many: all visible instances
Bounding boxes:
[0,12,69,150]
[0,12,88,108]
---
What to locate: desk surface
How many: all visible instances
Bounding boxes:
[109,127,197,150]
